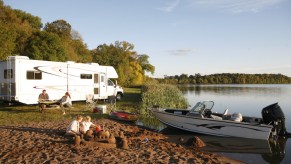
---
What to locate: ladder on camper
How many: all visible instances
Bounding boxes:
[6,56,13,103]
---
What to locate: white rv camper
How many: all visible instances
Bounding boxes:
[0,56,124,104]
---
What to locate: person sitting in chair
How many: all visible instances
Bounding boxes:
[38,90,49,113]
[60,92,72,115]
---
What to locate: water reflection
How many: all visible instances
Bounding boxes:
[160,127,288,164]
[262,138,287,164]
[178,84,285,97]
[138,115,290,163]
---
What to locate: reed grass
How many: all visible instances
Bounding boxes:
[140,83,188,116]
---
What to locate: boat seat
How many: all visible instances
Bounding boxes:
[186,112,204,118]
[210,114,223,120]
[230,112,243,122]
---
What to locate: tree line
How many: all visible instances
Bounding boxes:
[0,1,154,87]
[1,1,290,86]
[157,73,291,84]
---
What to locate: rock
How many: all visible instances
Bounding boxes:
[186,136,206,148]
[179,137,184,143]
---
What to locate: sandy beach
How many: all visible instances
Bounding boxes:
[0,118,243,163]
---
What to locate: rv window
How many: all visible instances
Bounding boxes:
[94,88,99,94]
[27,71,42,80]
[4,69,13,79]
[80,74,92,79]
[35,72,42,79]
[101,76,104,82]
[108,79,114,86]
[94,74,98,83]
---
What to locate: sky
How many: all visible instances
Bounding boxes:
[3,0,291,78]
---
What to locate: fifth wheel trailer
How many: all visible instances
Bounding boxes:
[0,56,124,104]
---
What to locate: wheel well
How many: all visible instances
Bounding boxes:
[116,92,123,96]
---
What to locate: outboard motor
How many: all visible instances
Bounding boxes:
[261,103,287,136]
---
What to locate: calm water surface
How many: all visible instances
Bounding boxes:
[142,84,291,164]
[180,84,291,164]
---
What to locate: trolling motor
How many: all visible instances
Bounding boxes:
[261,103,290,138]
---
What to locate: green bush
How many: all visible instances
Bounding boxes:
[140,83,188,116]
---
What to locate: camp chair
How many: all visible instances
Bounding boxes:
[60,103,72,114]
[107,95,116,112]
[85,94,97,111]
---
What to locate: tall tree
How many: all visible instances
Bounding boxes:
[24,31,66,61]
[0,24,17,59]
[44,20,71,39]
[71,39,92,62]
[14,9,42,30]
[91,41,154,86]
[137,54,155,75]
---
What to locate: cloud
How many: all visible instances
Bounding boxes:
[157,0,181,13]
[167,49,197,56]
[190,0,285,13]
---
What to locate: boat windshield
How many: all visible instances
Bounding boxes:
[190,101,214,113]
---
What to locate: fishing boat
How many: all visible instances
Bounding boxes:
[150,101,288,140]
[109,111,139,122]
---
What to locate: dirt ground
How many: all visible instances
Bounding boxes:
[0,118,244,163]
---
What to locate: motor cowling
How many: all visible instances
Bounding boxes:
[261,103,287,136]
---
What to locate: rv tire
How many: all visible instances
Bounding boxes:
[116,93,122,101]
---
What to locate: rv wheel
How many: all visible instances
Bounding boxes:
[116,93,122,101]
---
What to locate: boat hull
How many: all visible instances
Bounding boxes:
[109,111,138,122]
[151,109,273,140]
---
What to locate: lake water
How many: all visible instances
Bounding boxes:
[180,84,291,133]
[144,84,291,164]
[179,84,291,164]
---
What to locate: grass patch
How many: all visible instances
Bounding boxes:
[0,87,141,125]
[140,83,188,116]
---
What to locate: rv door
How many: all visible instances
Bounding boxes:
[98,73,106,99]
[93,74,101,99]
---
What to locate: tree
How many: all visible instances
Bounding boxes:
[24,31,67,61]
[0,2,19,58]
[137,54,155,75]
[0,24,17,59]
[14,9,42,30]
[0,2,43,57]
[71,29,83,41]
[44,20,71,39]
[71,39,92,62]
[91,41,154,86]
[128,61,144,86]
[1,1,157,86]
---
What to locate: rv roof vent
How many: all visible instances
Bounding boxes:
[7,56,29,60]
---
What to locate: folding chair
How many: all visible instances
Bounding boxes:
[107,95,116,112]
[85,94,97,111]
